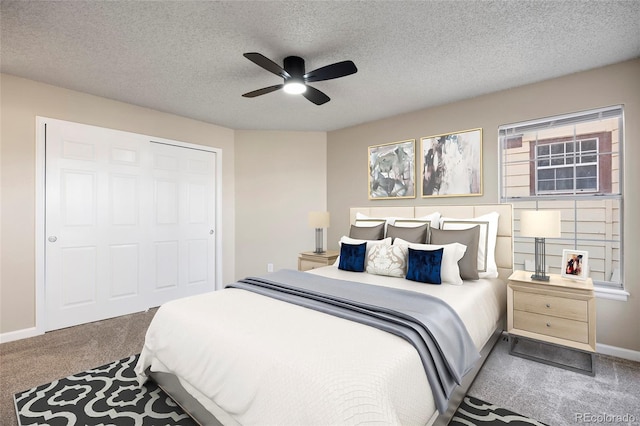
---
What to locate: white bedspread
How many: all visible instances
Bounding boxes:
[135,266,505,425]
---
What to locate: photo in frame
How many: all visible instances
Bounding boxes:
[561,249,589,281]
[420,128,482,197]
[368,139,415,199]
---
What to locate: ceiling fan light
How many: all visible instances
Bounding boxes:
[283,81,306,95]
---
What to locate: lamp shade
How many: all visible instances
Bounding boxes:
[520,210,561,238]
[308,211,330,228]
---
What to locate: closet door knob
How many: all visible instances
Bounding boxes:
[48,236,58,243]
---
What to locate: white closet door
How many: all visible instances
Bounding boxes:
[44,120,216,331]
[147,142,216,307]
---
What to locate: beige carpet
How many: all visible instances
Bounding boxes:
[3,310,640,426]
[469,336,640,425]
[0,309,157,426]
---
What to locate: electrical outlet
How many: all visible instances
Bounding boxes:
[267,263,274,272]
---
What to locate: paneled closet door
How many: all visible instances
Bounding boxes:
[147,142,216,307]
[44,119,216,331]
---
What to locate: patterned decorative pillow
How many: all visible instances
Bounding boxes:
[338,236,392,259]
[406,247,444,284]
[366,242,408,277]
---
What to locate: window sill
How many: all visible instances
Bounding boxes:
[594,287,629,301]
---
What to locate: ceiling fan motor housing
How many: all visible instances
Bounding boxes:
[284,56,305,79]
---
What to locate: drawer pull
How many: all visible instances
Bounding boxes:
[546,322,551,327]
[545,303,551,308]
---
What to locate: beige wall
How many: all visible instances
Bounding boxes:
[327,59,640,352]
[234,130,327,279]
[2,59,639,353]
[0,73,236,334]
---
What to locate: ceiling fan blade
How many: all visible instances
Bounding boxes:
[242,84,284,98]
[302,85,330,105]
[304,60,357,83]
[243,52,290,79]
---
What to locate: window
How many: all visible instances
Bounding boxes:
[500,106,623,290]
[536,137,600,193]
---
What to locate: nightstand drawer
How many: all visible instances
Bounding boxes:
[513,291,587,321]
[513,310,589,344]
[299,259,325,271]
[298,250,339,272]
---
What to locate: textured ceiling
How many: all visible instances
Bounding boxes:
[1,1,639,132]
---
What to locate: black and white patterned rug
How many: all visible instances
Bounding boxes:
[450,396,548,426]
[15,355,545,426]
[14,354,195,426]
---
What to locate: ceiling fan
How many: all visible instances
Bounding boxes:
[242,52,358,105]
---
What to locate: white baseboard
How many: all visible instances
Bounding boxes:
[597,343,640,362]
[0,327,43,344]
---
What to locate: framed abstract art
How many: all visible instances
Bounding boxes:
[420,128,482,198]
[368,139,416,200]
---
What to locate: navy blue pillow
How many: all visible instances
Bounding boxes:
[338,242,367,272]
[406,247,444,284]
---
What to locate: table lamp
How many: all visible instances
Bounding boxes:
[520,210,561,281]
[308,211,330,254]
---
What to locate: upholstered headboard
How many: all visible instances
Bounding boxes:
[349,204,513,280]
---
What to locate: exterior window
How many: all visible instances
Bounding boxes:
[500,106,623,289]
[536,138,599,194]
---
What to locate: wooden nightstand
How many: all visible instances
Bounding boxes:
[507,270,596,375]
[298,250,339,272]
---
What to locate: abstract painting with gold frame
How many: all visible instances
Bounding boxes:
[368,139,415,200]
[420,128,482,198]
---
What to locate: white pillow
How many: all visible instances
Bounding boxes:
[396,238,467,285]
[353,219,386,227]
[357,212,441,230]
[394,212,440,229]
[439,212,499,279]
[355,212,390,227]
[366,242,408,278]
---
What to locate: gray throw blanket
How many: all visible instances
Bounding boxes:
[226,269,480,414]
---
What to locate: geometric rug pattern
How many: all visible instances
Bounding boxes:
[449,396,549,426]
[14,355,195,426]
[15,355,547,426]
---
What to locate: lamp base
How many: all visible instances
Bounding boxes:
[314,228,324,254]
[532,237,549,282]
[530,273,550,281]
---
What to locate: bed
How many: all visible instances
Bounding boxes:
[135,204,513,425]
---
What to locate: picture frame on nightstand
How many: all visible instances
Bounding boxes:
[561,249,589,281]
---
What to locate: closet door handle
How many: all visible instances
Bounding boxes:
[48,236,58,243]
